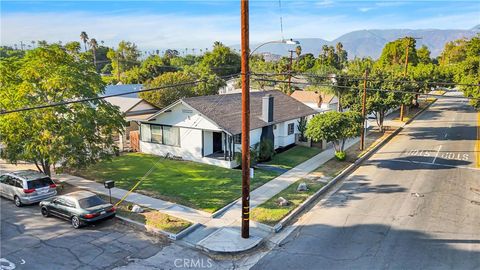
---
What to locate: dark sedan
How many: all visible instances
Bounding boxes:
[40,191,116,228]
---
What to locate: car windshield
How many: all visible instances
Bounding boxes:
[78,195,106,209]
[27,177,54,189]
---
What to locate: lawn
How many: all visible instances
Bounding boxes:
[264,146,322,170]
[251,178,325,226]
[75,153,279,213]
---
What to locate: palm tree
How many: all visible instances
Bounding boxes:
[31,40,36,48]
[80,31,89,51]
[89,38,99,68]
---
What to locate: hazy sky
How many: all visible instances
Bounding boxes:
[1,0,479,50]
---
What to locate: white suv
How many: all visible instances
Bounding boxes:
[0,170,57,207]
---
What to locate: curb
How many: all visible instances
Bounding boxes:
[272,99,437,233]
[211,199,239,218]
[116,215,200,241]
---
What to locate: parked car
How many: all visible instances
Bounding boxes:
[0,170,57,207]
[40,191,116,228]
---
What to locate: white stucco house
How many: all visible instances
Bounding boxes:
[139,90,317,168]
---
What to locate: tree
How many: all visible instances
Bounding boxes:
[140,71,196,108]
[80,31,89,52]
[297,117,307,141]
[295,45,302,59]
[64,41,81,55]
[305,111,362,158]
[89,38,99,69]
[106,41,141,83]
[200,42,240,77]
[416,45,432,64]
[0,45,124,176]
[378,37,418,66]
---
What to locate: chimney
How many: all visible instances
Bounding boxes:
[262,94,274,123]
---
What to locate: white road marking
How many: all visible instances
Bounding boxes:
[387,159,480,171]
[0,258,16,270]
[432,145,443,164]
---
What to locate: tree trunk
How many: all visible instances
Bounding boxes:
[340,139,346,152]
[34,160,43,173]
[41,159,51,176]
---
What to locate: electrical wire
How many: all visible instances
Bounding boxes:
[250,77,480,100]
[251,72,480,87]
[0,73,241,115]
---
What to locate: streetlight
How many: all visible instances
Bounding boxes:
[249,39,300,57]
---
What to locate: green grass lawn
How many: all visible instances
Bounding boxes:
[76,153,279,213]
[265,146,322,170]
[251,178,325,226]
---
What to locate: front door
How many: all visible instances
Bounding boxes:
[212,132,223,153]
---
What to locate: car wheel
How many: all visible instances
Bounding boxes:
[41,207,50,217]
[13,196,22,207]
[71,216,81,229]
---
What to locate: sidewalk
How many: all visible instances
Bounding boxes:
[184,137,360,252]
[0,137,360,253]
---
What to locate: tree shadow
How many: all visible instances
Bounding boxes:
[404,126,477,141]
[321,175,407,209]
[367,156,472,170]
[254,223,480,270]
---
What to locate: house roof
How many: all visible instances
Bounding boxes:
[180,90,317,135]
[291,90,322,104]
[291,90,337,104]
[103,84,143,98]
[104,97,143,113]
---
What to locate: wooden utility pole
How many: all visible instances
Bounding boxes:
[240,0,250,239]
[288,50,294,93]
[400,38,410,122]
[360,69,369,151]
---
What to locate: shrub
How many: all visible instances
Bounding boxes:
[335,151,346,161]
[258,139,274,162]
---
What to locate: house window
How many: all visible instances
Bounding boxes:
[288,123,294,135]
[151,125,163,143]
[163,126,180,146]
[234,134,241,144]
[148,124,180,147]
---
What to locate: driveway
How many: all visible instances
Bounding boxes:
[0,197,169,270]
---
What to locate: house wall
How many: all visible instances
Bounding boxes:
[132,101,158,112]
[140,127,236,168]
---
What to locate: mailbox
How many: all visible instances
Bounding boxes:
[104,180,114,189]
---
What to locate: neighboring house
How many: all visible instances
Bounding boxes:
[104,96,159,152]
[291,90,339,113]
[139,90,317,168]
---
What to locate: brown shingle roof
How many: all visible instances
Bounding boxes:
[291,90,322,104]
[183,90,316,135]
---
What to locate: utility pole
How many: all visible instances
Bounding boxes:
[400,38,410,122]
[240,0,250,239]
[400,37,421,121]
[288,50,294,93]
[360,69,369,151]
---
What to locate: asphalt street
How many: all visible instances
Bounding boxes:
[253,94,480,270]
[0,197,169,270]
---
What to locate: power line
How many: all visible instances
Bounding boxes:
[250,77,480,100]
[251,72,480,87]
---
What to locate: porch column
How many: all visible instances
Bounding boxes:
[223,132,227,160]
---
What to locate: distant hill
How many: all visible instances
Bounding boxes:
[232,26,479,60]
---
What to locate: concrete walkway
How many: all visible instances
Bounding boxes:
[185,137,360,252]
[0,137,360,253]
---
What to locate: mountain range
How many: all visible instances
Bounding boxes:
[232,25,479,60]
